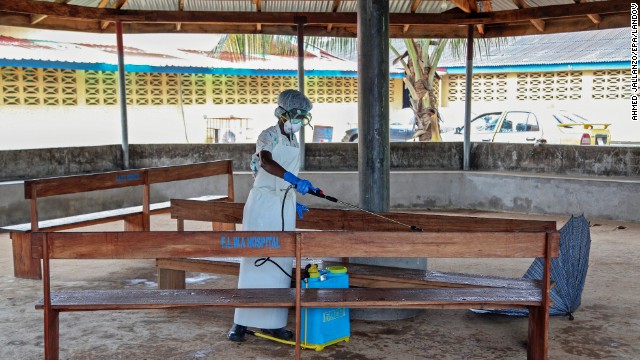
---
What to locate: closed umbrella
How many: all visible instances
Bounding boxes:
[473,215,592,318]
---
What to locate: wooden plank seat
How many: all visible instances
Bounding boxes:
[35,229,559,360]
[3,160,234,280]
[156,257,544,290]
[35,287,541,312]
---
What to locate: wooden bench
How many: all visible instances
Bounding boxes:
[2,160,234,279]
[35,227,559,360]
[159,200,555,290]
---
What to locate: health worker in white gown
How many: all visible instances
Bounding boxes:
[227,89,317,342]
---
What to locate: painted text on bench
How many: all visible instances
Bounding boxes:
[220,236,280,249]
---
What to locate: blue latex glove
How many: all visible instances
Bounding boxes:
[296,203,309,219]
[283,171,317,195]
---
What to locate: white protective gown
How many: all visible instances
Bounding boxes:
[234,131,298,329]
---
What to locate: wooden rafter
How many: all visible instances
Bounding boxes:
[403,0,422,33]
[514,0,545,32]
[253,0,262,32]
[0,0,627,27]
[101,0,128,30]
[450,0,471,13]
[450,0,485,35]
[176,0,185,31]
[29,0,68,25]
[576,0,602,24]
[0,0,630,38]
[327,0,340,33]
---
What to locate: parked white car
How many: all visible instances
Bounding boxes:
[441,110,611,145]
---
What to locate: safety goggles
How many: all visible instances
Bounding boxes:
[286,108,312,126]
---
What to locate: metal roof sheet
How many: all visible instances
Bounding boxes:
[438,28,628,68]
[184,0,256,12]
[0,32,366,73]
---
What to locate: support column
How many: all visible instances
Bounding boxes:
[295,16,307,170]
[352,0,423,320]
[116,21,130,170]
[463,25,474,171]
[357,0,389,213]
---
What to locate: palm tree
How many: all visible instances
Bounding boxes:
[390,39,446,142]
[211,35,498,142]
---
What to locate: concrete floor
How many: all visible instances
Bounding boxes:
[1,212,638,360]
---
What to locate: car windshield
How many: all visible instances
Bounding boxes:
[456,113,501,134]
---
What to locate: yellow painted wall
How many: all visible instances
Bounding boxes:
[0,66,403,108]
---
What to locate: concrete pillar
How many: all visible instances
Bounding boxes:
[353,0,424,320]
[357,0,390,213]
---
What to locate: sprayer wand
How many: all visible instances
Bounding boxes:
[307,189,423,232]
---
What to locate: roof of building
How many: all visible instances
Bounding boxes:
[438,28,629,72]
[0,29,384,77]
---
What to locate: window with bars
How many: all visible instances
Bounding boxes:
[1,67,77,105]
[1,66,431,107]
[516,71,582,101]
[592,70,631,100]
[446,73,507,103]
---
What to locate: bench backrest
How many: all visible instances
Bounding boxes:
[33,230,558,260]
[24,160,234,231]
[170,200,557,232]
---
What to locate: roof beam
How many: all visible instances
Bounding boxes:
[513,0,545,32]
[327,0,340,33]
[450,0,471,13]
[0,0,629,28]
[176,0,185,31]
[253,0,262,12]
[29,0,68,25]
[450,0,484,35]
[101,0,128,30]
[403,0,422,33]
[576,0,602,24]
[0,12,629,38]
[253,0,262,32]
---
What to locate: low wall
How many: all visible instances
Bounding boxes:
[472,143,640,177]
[2,142,639,181]
[2,170,639,227]
[1,143,638,226]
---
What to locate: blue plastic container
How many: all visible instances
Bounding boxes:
[300,266,350,351]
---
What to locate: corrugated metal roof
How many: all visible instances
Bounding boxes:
[0,33,366,73]
[338,0,454,13]
[185,0,256,12]
[417,1,455,14]
[491,0,579,11]
[124,0,179,11]
[106,0,609,13]
[438,28,628,68]
[263,0,333,13]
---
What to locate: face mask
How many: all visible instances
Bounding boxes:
[284,120,302,134]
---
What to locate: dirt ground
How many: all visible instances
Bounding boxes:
[1,211,639,360]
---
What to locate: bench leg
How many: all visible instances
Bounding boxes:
[124,214,145,231]
[158,268,186,289]
[44,309,59,360]
[527,305,549,360]
[212,222,235,231]
[11,232,41,280]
